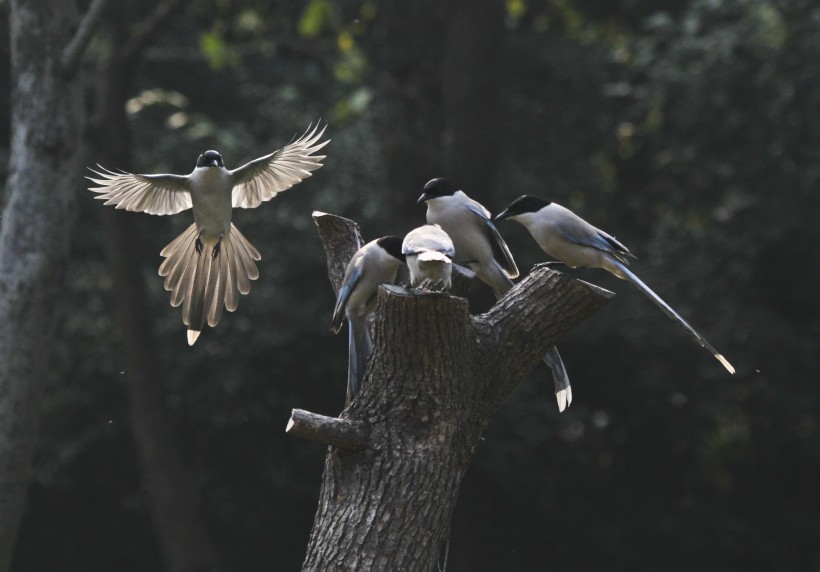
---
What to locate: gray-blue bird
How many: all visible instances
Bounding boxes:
[402,224,456,291]
[417,178,573,412]
[495,195,734,374]
[88,123,329,345]
[331,236,406,404]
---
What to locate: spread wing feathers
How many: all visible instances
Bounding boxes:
[230,123,330,209]
[158,223,261,345]
[557,216,635,265]
[87,166,192,215]
[464,202,519,279]
[331,265,362,334]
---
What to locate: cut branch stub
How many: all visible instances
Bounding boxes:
[312,211,363,294]
[286,409,370,451]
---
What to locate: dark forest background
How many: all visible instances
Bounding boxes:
[1,0,818,570]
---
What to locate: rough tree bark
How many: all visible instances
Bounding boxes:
[91,2,222,571]
[0,1,92,569]
[290,214,613,571]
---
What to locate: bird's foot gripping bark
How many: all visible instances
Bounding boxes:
[195,237,204,255]
[417,278,450,292]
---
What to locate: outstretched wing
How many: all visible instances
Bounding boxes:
[230,123,330,209]
[87,167,192,215]
[463,201,519,279]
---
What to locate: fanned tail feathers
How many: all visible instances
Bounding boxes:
[159,223,261,345]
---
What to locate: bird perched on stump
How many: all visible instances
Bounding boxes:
[402,224,456,291]
[331,236,406,404]
[495,195,735,374]
[418,178,573,412]
[88,123,329,345]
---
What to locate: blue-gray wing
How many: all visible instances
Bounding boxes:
[87,167,191,215]
[230,123,329,209]
[330,265,362,334]
[464,202,519,278]
[555,216,634,264]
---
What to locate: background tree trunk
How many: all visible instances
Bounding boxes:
[91,4,222,571]
[0,1,84,569]
[367,0,448,219]
[296,215,612,571]
[367,0,504,219]
[442,0,505,199]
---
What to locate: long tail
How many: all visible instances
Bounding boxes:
[488,263,573,411]
[347,318,373,405]
[543,346,572,412]
[613,260,734,374]
[158,223,261,345]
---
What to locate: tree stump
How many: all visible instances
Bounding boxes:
[288,212,613,571]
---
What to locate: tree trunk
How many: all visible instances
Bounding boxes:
[367,0,504,217]
[90,6,222,571]
[367,1,448,217]
[0,1,84,568]
[294,214,612,571]
[442,0,505,198]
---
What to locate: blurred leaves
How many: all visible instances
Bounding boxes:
[298,0,332,38]
[199,29,239,69]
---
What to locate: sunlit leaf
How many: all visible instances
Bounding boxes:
[299,0,330,39]
[338,31,354,54]
[199,30,239,69]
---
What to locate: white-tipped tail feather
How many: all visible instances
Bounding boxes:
[613,260,735,374]
[542,346,572,411]
[159,223,261,345]
[555,386,572,413]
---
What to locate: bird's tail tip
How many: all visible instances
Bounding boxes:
[187,329,201,346]
[555,386,573,413]
[716,354,735,374]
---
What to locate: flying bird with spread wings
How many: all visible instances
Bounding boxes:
[88,123,329,345]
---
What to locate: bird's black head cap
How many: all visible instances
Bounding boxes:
[418,177,458,203]
[377,235,406,263]
[495,195,551,221]
[197,150,224,168]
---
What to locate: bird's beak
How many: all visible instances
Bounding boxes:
[494,208,510,222]
[417,193,429,204]
[209,159,219,167]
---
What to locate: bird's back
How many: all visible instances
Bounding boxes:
[188,167,234,243]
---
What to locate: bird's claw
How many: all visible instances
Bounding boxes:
[418,278,449,292]
[195,237,204,255]
[212,235,223,259]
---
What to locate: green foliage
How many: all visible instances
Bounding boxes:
[199,29,239,69]
[298,0,332,38]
